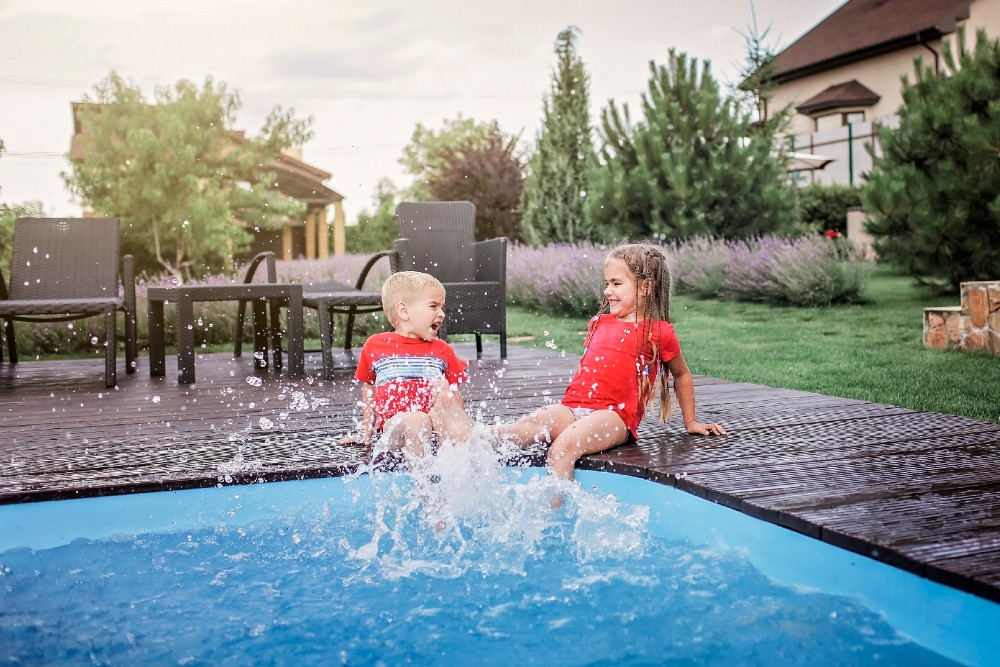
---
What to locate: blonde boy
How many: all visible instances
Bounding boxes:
[344,271,468,462]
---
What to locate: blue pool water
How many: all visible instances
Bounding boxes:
[1,458,998,666]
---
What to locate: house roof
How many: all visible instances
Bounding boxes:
[769,0,973,83]
[795,80,881,114]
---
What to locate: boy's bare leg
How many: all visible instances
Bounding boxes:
[381,412,434,463]
[427,380,473,443]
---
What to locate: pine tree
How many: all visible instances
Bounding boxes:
[862,28,1000,290]
[520,27,596,245]
[586,51,794,242]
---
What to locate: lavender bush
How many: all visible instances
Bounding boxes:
[671,235,869,306]
[507,242,607,317]
[11,236,867,357]
[8,253,394,356]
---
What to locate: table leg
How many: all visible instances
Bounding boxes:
[252,299,268,369]
[148,299,166,378]
[286,290,305,377]
[317,299,335,380]
[176,294,196,384]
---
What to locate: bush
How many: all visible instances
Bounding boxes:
[507,242,606,317]
[5,253,394,357]
[671,235,870,307]
[795,184,862,235]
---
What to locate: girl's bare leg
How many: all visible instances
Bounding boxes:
[546,411,629,480]
[494,404,576,448]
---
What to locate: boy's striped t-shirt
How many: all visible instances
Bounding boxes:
[355,331,468,429]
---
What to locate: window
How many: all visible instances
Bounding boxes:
[815,111,866,131]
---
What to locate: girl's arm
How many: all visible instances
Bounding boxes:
[665,353,726,436]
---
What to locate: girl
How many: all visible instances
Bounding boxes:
[431,241,725,480]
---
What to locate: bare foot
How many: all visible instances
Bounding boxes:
[428,378,474,443]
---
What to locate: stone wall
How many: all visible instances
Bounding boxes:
[923,281,1000,356]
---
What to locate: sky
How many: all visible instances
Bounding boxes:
[0,0,844,222]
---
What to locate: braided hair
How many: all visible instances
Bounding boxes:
[584,241,675,422]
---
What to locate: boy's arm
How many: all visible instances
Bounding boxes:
[665,353,726,436]
[340,382,376,445]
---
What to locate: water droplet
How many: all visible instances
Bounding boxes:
[246,376,263,387]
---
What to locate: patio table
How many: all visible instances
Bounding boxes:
[148,284,304,384]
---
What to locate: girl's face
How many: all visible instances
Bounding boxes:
[604,257,645,321]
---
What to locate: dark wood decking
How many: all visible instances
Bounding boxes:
[2,345,999,605]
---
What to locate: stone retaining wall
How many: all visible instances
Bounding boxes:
[923,281,1000,356]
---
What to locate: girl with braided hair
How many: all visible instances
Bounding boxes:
[431,241,725,481]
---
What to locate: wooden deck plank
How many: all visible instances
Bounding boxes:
[2,344,999,606]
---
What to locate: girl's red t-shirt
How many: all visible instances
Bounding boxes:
[561,315,681,436]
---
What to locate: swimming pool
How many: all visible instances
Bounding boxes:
[1,466,997,666]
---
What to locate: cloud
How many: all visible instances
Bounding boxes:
[264,46,415,83]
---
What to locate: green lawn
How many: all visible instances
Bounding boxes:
[501,266,1000,424]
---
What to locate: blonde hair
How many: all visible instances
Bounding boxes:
[381,271,445,326]
[588,241,675,422]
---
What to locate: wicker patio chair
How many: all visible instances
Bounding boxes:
[0,217,137,387]
[234,250,395,378]
[394,201,507,358]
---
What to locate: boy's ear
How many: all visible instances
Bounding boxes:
[393,301,408,322]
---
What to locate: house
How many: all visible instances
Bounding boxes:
[69,102,347,260]
[763,0,1000,186]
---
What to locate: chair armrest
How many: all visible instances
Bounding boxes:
[355,250,396,290]
[242,251,277,284]
[393,238,412,272]
[122,254,136,314]
[473,237,508,283]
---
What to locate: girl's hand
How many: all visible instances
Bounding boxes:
[339,433,370,446]
[685,421,726,436]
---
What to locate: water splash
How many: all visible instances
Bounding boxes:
[345,425,649,580]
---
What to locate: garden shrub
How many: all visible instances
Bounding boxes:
[507,242,606,317]
[671,235,869,307]
[795,184,862,235]
[5,253,394,358]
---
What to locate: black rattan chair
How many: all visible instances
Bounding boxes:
[0,217,137,387]
[394,201,507,358]
[234,250,395,378]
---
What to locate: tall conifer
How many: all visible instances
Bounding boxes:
[862,28,1000,289]
[520,27,595,245]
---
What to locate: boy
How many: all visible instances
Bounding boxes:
[343,271,468,465]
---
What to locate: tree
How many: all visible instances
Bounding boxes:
[520,26,596,245]
[399,115,497,200]
[0,141,46,274]
[63,72,313,280]
[731,0,785,132]
[346,179,400,252]
[427,128,525,241]
[862,28,1000,290]
[586,51,794,242]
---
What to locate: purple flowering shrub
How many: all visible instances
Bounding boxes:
[507,242,607,317]
[671,235,869,306]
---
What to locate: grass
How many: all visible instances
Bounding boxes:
[502,266,1000,424]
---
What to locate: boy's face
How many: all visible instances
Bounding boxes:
[397,286,446,341]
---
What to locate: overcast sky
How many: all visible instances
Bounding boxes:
[0,0,843,221]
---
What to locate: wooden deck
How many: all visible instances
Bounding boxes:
[2,344,999,605]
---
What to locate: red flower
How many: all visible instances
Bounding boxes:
[824,229,841,239]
